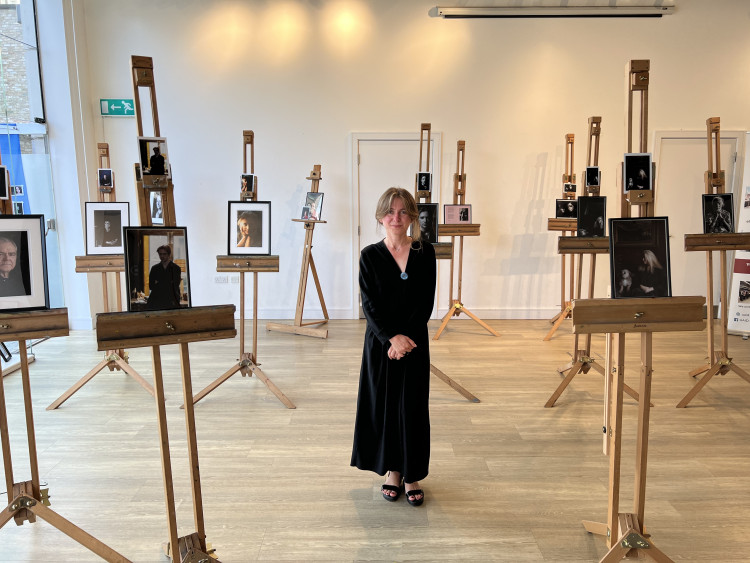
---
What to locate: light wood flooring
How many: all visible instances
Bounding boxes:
[1,319,749,562]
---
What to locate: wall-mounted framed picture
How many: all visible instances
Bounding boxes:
[702,193,734,234]
[416,172,432,192]
[0,215,49,312]
[301,192,324,220]
[85,202,129,255]
[124,226,191,312]
[609,216,671,299]
[564,182,577,193]
[241,174,256,195]
[555,199,577,219]
[623,153,652,192]
[137,136,170,181]
[228,200,271,255]
[585,166,600,187]
[444,204,472,224]
[577,196,606,237]
[417,202,438,243]
[97,168,114,188]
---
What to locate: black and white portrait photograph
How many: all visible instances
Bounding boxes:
[241,174,256,195]
[13,202,23,215]
[0,215,49,312]
[417,203,438,243]
[585,166,600,187]
[138,137,170,178]
[302,192,324,220]
[12,185,23,196]
[609,217,671,299]
[623,153,652,192]
[85,202,129,255]
[98,168,113,188]
[739,280,750,302]
[416,172,432,192]
[229,200,271,255]
[555,199,577,219]
[564,183,576,193]
[702,193,734,234]
[577,196,606,237]
[124,227,190,312]
[444,204,472,224]
[0,165,7,200]
[150,190,164,225]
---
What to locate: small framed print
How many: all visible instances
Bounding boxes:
[702,193,734,234]
[13,202,23,215]
[0,166,8,200]
[301,192,324,220]
[124,226,191,312]
[577,196,606,237]
[138,137,170,180]
[417,203,438,243]
[0,215,50,312]
[97,168,114,188]
[623,153,652,192]
[150,190,164,225]
[444,204,472,224]
[555,199,577,219]
[241,174,256,195]
[564,183,577,193]
[585,166,600,187]
[85,202,129,255]
[416,172,432,192]
[12,185,23,196]
[229,200,271,255]
[609,217,671,299]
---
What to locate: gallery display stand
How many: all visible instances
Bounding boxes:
[0,309,131,562]
[574,297,705,562]
[433,140,498,340]
[97,305,236,562]
[678,117,750,407]
[544,133,577,341]
[267,165,329,339]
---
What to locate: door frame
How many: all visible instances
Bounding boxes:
[349,131,442,318]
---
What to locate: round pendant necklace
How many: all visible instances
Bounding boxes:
[400,272,408,280]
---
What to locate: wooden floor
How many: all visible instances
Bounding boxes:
[1,318,749,562]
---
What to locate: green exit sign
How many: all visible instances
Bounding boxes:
[100,98,135,117]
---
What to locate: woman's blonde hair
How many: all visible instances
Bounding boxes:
[374,187,421,242]
[642,249,662,272]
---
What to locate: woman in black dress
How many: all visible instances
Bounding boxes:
[351,187,436,506]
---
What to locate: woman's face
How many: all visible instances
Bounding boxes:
[381,197,409,236]
[567,202,574,212]
[239,218,249,235]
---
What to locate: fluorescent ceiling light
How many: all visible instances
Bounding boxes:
[430,5,675,18]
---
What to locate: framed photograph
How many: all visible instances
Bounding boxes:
[702,193,734,234]
[555,199,577,219]
[577,196,606,237]
[0,215,49,312]
[134,163,142,183]
[137,137,170,179]
[609,217,671,299]
[97,168,114,188]
[416,203,439,243]
[623,153,652,192]
[563,183,577,193]
[739,280,750,302]
[85,202,129,255]
[150,190,164,225]
[241,174,256,195]
[12,185,23,196]
[444,204,472,224]
[0,166,7,200]
[13,202,23,215]
[301,192,323,220]
[228,200,271,255]
[585,166,600,187]
[416,172,432,192]
[124,226,190,312]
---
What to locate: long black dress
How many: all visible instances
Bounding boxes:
[351,240,436,483]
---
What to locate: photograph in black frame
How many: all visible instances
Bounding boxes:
[416,202,438,243]
[416,172,431,192]
[0,166,8,199]
[609,217,671,299]
[577,196,606,237]
[585,166,600,187]
[555,199,577,219]
[228,200,272,255]
[124,227,191,312]
[138,136,170,178]
[623,153,652,192]
[98,168,113,188]
[563,183,576,193]
[702,193,734,234]
[0,215,50,312]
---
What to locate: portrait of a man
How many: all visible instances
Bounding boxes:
[0,233,30,297]
[417,203,438,244]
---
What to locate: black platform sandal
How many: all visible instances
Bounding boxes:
[405,487,424,507]
[381,472,402,502]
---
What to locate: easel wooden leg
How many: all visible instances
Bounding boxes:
[634,333,653,525]
[676,362,722,408]
[606,333,625,549]
[430,363,479,402]
[19,343,40,498]
[250,363,296,409]
[0,361,16,498]
[543,302,571,341]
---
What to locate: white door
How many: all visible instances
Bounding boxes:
[654,130,743,301]
[350,132,442,317]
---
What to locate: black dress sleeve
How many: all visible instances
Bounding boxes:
[359,246,396,346]
[417,243,437,323]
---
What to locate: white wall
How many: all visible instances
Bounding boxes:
[46,0,750,323]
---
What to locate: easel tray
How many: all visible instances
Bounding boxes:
[547,218,577,231]
[216,255,280,273]
[558,236,609,254]
[572,297,705,334]
[0,308,69,340]
[75,255,125,272]
[438,223,480,237]
[684,232,750,252]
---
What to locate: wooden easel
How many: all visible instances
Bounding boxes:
[49,145,154,410]
[546,118,642,408]
[545,133,577,340]
[678,117,750,407]
[131,55,176,228]
[433,140,498,340]
[188,131,294,409]
[576,297,705,563]
[97,305,236,562]
[267,165,329,339]
[0,309,131,562]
